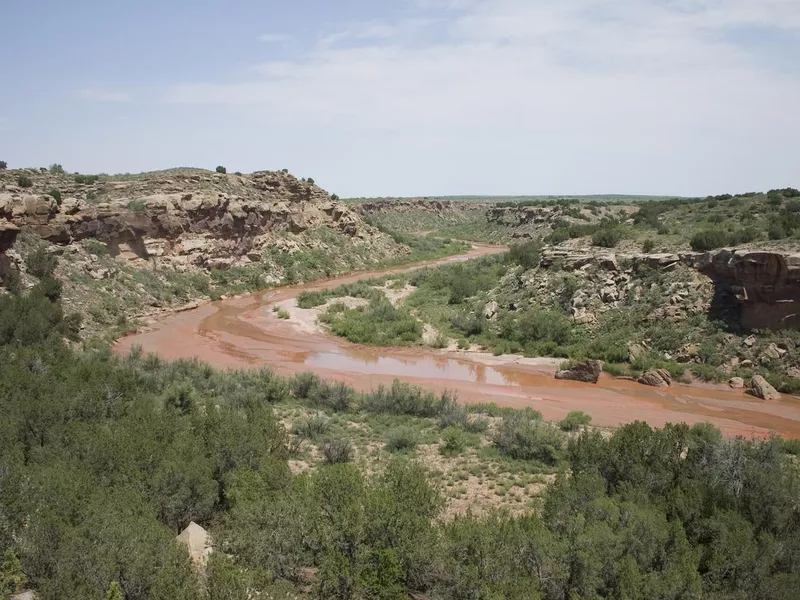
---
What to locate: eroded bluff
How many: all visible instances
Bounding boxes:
[0,169,393,270]
[695,250,800,329]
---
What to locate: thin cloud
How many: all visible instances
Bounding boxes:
[74,89,131,102]
[163,0,800,194]
[257,33,292,43]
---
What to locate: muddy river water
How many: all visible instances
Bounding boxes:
[116,244,800,439]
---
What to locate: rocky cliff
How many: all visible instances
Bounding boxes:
[0,168,394,272]
[695,250,800,330]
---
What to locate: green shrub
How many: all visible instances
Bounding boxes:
[768,222,787,240]
[294,415,331,439]
[1,268,21,295]
[48,189,62,205]
[127,199,147,214]
[559,411,592,431]
[292,371,322,398]
[641,238,655,253]
[307,177,315,185]
[49,163,65,175]
[690,229,728,251]
[507,240,542,269]
[216,165,227,174]
[25,247,58,278]
[74,174,99,184]
[308,381,354,412]
[0,160,7,170]
[85,239,108,256]
[385,427,418,453]
[492,413,565,465]
[321,438,353,464]
[16,175,33,188]
[440,426,466,455]
[297,290,329,308]
[591,227,622,248]
[276,308,290,320]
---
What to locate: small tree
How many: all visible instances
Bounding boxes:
[0,549,27,598]
[0,160,7,170]
[104,580,124,600]
[16,175,33,188]
[307,177,315,185]
[26,247,58,278]
[642,238,655,253]
[49,163,66,175]
[49,189,63,205]
[215,165,227,174]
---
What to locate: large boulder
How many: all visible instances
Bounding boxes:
[638,369,672,387]
[728,377,745,389]
[555,360,604,384]
[749,375,781,400]
[176,521,212,565]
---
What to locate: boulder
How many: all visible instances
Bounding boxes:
[749,375,781,400]
[483,300,499,319]
[786,367,800,379]
[627,342,648,362]
[177,521,212,565]
[728,377,745,389]
[638,369,672,387]
[554,360,604,384]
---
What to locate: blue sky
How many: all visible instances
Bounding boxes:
[1,0,798,197]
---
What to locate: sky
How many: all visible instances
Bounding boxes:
[1,0,799,197]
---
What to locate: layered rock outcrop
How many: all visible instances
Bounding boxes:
[695,250,800,330]
[0,169,392,271]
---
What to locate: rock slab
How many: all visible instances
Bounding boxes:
[749,375,782,400]
[555,360,604,384]
[638,369,672,387]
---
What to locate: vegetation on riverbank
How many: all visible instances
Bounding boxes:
[7,228,467,341]
[2,281,800,599]
[309,238,800,394]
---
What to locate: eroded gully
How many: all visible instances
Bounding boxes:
[115,244,800,439]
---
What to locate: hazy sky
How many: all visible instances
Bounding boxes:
[1,0,798,197]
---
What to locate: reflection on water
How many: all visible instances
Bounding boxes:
[306,349,513,386]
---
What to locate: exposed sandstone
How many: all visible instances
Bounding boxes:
[695,250,800,330]
[554,360,603,383]
[749,375,781,400]
[638,369,672,387]
[0,169,393,271]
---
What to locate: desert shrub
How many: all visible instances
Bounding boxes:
[234,171,242,176]
[297,290,329,308]
[276,308,290,320]
[0,160,6,170]
[308,380,354,412]
[292,371,322,398]
[85,239,108,256]
[294,415,331,439]
[16,175,33,188]
[127,199,147,214]
[591,227,622,248]
[1,268,21,295]
[440,426,466,455]
[361,380,452,418]
[727,226,758,245]
[216,165,227,174]
[48,189,62,205]
[322,438,353,464]
[492,413,565,465]
[49,163,65,175]
[690,229,728,251]
[641,238,655,253]
[74,174,99,184]
[385,427,418,453]
[307,177,315,185]
[25,247,58,278]
[507,240,542,269]
[768,222,787,240]
[559,411,592,431]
